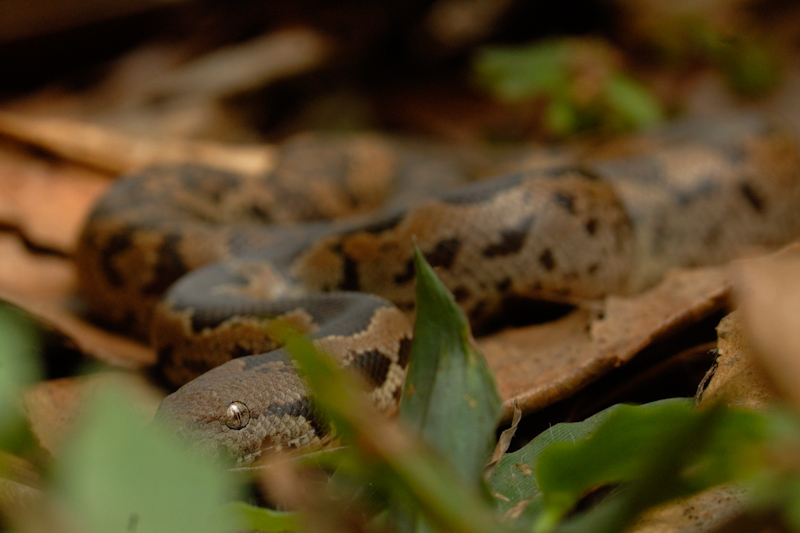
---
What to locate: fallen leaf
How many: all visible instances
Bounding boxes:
[0,143,108,253]
[629,484,754,533]
[482,266,730,419]
[698,311,779,409]
[0,111,276,175]
[733,243,800,412]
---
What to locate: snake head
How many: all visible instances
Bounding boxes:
[153,349,330,465]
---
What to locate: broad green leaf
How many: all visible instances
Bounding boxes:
[487,402,626,526]
[534,401,774,533]
[488,399,791,531]
[401,244,503,485]
[53,380,239,533]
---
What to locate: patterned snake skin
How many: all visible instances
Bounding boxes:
[76,115,800,464]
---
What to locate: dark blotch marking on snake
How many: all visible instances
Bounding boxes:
[539,249,556,271]
[143,233,190,295]
[482,215,535,258]
[247,204,272,222]
[177,165,239,204]
[350,350,392,388]
[331,243,360,291]
[496,277,512,293]
[393,259,415,285]
[397,337,413,368]
[553,191,576,214]
[425,238,461,269]
[740,182,765,213]
[156,344,176,369]
[268,398,329,440]
[99,227,135,287]
[452,286,471,302]
[468,300,488,323]
[229,344,259,361]
[585,218,598,236]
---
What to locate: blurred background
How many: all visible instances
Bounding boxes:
[1,0,798,144]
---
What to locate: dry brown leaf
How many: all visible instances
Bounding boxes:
[482,267,730,419]
[0,111,276,175]
[697,311,779,409]
[733,243,800,412]
[0,144,109,253]
[0,235,74,300]
[629,484,757,533]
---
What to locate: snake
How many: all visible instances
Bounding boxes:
[75,115,800,464]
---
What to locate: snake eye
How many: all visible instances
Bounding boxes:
[224,401,250,430]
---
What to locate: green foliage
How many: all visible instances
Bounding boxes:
[473,39,662,137]
[487,402,622,526]
[489,399,800,533]
[401,244,503,484]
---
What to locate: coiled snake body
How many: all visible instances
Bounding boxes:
[76,116,800,464]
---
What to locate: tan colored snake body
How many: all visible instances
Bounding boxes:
[76,115,800,464]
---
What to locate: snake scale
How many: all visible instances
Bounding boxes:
[76,115,800,464]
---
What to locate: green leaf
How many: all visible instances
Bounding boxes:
[487,402,625,526]
[603,74,662,130]
[473,38,663,137]
[53,380,239,533]
[401,244,503,485]
[473,43,568,102]
[534,401,773,533]
[544,98,578,137]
